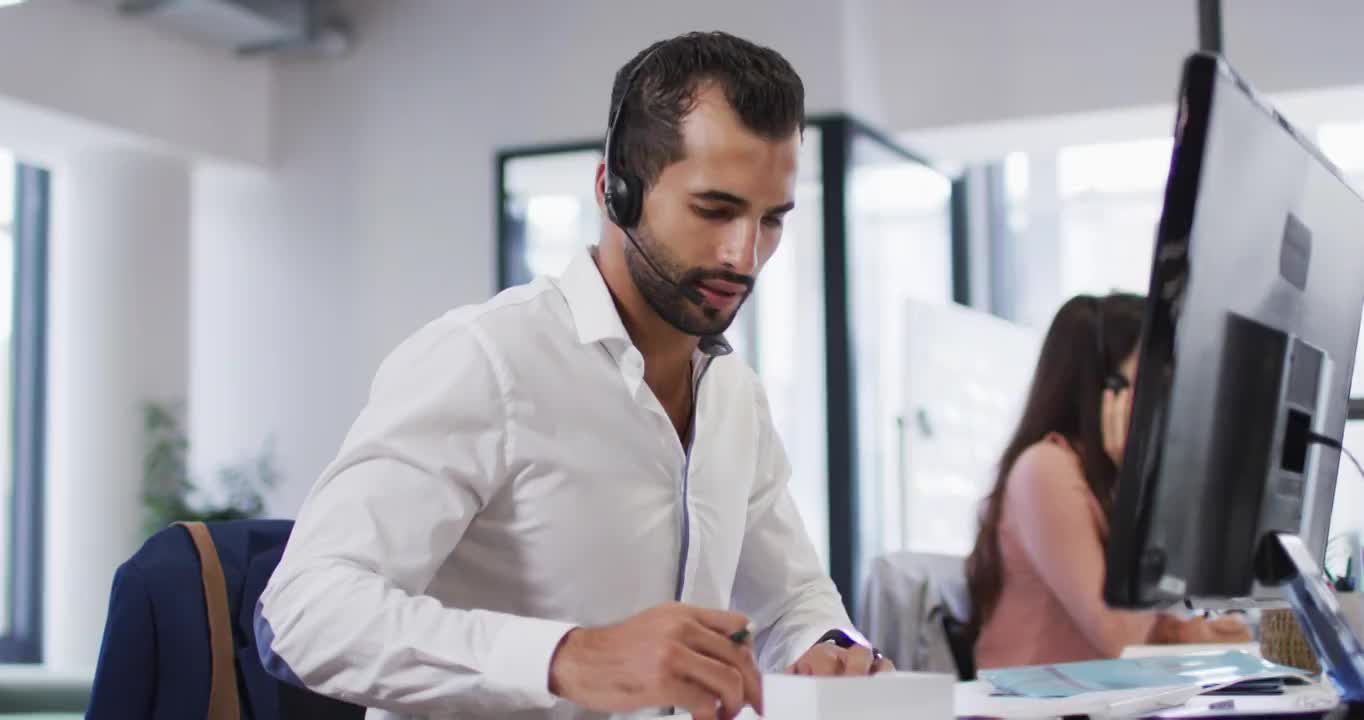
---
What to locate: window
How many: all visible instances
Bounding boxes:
[498,145,603,290]
[0,151,48,663]
[1316,124,1364,554]
[1001,139,1169,330]
[749,127,828,566]
[844,130,956,561]
[1055,138,1169,300]
[0,150,11,638]
[1318,122,1364,190]
[1003,128,1364,568]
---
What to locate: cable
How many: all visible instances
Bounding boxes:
[1309,431,1364,590]
[1309,431,1364,486]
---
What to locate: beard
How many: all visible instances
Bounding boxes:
[623,226,755,337]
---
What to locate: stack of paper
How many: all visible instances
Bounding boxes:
[957,651,1326,719]
[979,650,1306,698]
[763,672,955,720]
[659,672,954,720]
[1120,642,1262,659]
[956,680,1338,719]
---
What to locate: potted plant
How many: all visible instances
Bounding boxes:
[142,401,280,535]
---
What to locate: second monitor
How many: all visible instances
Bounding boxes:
[1104,53,1364,610]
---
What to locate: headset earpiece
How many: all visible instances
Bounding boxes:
[603,49,657,231]
[604,169,642,229]
[1094,297,1131,392]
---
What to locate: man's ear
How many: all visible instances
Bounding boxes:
[594,160,608,212]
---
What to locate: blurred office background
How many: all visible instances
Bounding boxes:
[0,1,1361,707]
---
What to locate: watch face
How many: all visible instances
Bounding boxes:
[819,628,865,649]
[843,627,873,647]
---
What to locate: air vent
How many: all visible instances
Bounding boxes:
[118,0,351,57]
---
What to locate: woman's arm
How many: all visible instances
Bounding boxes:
[1006,443,1161,658]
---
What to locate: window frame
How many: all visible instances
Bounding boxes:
[0,162,48,664]
[495,140,604,291]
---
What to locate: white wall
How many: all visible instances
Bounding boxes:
[863,0,1364,132]
[189,163,365,515]
[0,0,271,167]
[187,3,388,507]
[46,149,191,669]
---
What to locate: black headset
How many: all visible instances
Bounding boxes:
[601,47,704,305]
[603,48,658,230]
[1094,297,1131,392]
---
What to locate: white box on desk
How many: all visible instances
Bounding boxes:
[762,671,955,719]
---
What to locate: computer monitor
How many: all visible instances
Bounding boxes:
[1104,53,1364,611]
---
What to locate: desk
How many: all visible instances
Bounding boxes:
[956,678,1339,718]
[661,677,1345,718]
[665,679,1347,714]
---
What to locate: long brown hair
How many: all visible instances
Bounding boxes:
[964,293,1145,636]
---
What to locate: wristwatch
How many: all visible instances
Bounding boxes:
[815,629,885,663]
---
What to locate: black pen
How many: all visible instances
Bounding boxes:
[730,621,756,644]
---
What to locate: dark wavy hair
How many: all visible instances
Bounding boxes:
[606,31,805,192]
[965,293,1145,637]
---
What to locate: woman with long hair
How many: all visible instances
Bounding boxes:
[966,293,1248,669]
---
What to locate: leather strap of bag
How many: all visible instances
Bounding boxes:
[176,521,241,720]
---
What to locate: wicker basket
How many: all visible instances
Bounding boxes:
[1260,608,1320,674]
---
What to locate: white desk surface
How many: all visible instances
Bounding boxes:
[1120,642,1262,659]
[960,643,1335,718]
[663,646,1328,719]
[662,678,1335,719]
[956,678,1337,718]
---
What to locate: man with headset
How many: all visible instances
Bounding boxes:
[257,31,888,720]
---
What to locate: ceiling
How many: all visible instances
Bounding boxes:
[76,0,355,57]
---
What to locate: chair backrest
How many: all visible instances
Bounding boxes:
[88,519,366,720]
[857,551,975,679]
[941,612,978,681]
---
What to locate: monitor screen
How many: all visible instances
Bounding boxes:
[1105,53,1364,609]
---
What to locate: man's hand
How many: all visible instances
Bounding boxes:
[787,641,894,676]
[548,603,763,720]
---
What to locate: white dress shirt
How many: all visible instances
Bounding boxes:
[256,248,851,719]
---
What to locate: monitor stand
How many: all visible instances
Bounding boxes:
[1258,532,1364,703]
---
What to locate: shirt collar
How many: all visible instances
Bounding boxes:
[556,247,732,358]
[557,247,630,347]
